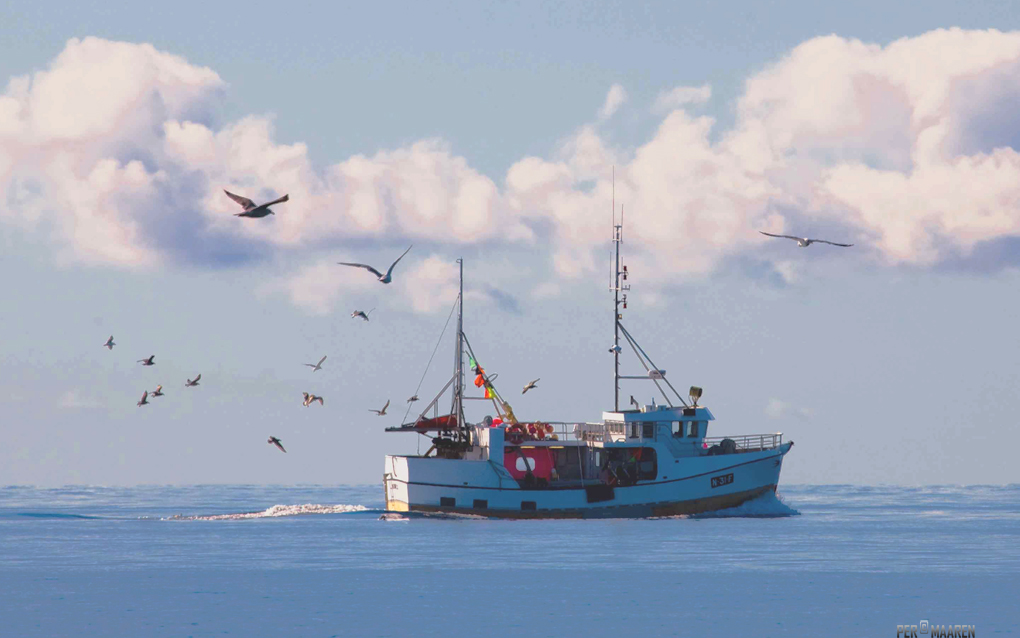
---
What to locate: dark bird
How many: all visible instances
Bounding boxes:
[522,378,540,394]
[369,399,390,416]
[185,374,201,387]
[224,189,289,218]
[137,391,149,407]
[302,392,324,407]
[338,245,413,284]
[137,355,155,367]
[407,395,419,403]
[758,231,853,248]
[103,335,115,350]
[351,309,374,321]
[151,385,165,397]
[268,436,287,453]
[304,355,327,372]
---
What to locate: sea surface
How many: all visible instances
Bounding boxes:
[1,484,1016,637]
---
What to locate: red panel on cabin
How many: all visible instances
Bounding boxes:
[504,448,554,480]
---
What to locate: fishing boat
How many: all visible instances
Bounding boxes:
[382,213,794,519]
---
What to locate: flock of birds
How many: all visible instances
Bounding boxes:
[111,189,852,455]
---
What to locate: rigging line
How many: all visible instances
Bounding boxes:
[618,326,674,407]
[618,322,689,408]
[401,294,461,426]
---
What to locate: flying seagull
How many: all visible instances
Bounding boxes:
[522,378,540,394]
[302,392,324,407]
[151,385,165,397]
[268,436,287,453]
[351,309,374,321]
[224,189,289,218]
[369,399,390,416]
[137,355,155,367]
[407,395,419,403]
[137,391,149,407]
[338,245,413,284]
[758,231,853,248]
[185,374,201,387]
[103,336,115,350]
[304,356,327,372]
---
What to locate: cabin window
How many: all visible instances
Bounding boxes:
[630,423,640,438]
[642,422,654,439]
[440,497,455,507]
[521,501,537,511]
[473,499,488,510]
[672,421,683,437]
[515,457,536,472]
[688,421,701,438]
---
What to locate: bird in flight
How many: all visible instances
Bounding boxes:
[151,385,165,397]
[522,378,540,394]
[185,374,201,387]
[369,400,390,416]
[268,436,287,453]
[137,355,155,367]
[302,392,324,407]
[103,336,115,350]
[338,245,413,284]
[351,309,374,321]
[407,395,419,403]
[137,391,149,407]
[224,190,289,218]
[304,356,327,372]
[758,231,853,248]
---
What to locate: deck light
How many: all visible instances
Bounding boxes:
[689,386,703,406]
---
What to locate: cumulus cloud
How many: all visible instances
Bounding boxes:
[59,389,101,410]
[765,398,812,420]
[652,84,712,113]
[598,84,627,121]
[7,29,1020,314]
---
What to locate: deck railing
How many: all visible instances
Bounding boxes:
[702,433,783,452]
[487,422,783,451]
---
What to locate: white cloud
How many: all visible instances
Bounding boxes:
[59,389,101,410]
[598,84,627,121]
[765,398,812,420]
[652,84,711,113]
[8,30,1020,313]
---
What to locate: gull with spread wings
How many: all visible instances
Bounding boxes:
[224,189,289,218]
[369,400,390,416]
[302,392,324,407]
[185,374,201,387]
[351,309,374,321]
[338,246,413,284]
[758,231,853,248]
[304,356,327,372]
[268,436,287,453]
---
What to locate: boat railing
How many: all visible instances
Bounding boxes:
[703,433,783,452]
[494,421,616,444]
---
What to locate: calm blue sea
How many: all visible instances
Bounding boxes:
[1,484,1016,637]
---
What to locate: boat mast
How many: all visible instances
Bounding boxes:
[611,171,628,412]
[454,258,465,436]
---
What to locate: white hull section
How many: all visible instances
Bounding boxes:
[385,442,792,519]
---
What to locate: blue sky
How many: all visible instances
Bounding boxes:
[3,1,1020,486]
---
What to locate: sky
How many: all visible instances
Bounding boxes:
[3,1,1020,486]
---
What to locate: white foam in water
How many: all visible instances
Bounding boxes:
[694,490,800,518]
[171,504,368,521]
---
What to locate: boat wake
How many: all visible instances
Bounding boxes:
[168,504,370,521]
[691,490,800,518]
